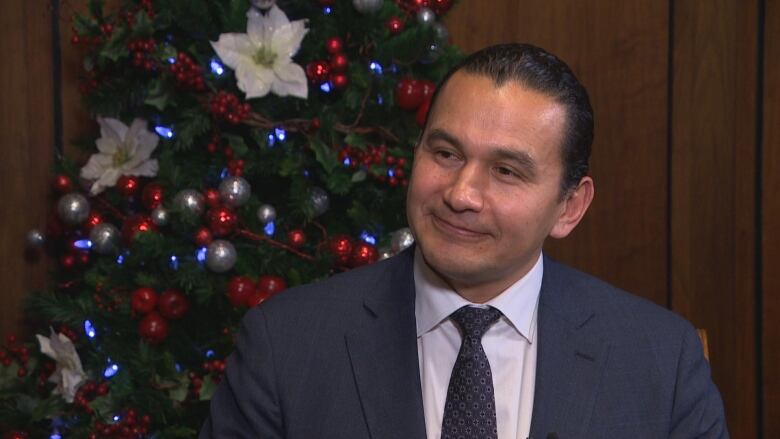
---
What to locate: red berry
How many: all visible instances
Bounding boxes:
[131,287,158,315]
[141,182,164,210]
[138,312,169,344]
[194,227,213,246]
[329,53,349,73]
[306,60,330,84]
[325,37,343,55]
[53,174,73,193]
[387,17,405,35]
[157,289,189,320]
[330,73,349,90]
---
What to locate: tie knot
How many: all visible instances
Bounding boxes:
[450,306,502,340]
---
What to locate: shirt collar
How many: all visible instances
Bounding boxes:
[414,247,543,343]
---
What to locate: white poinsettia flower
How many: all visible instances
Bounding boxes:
[36,328,87,403]
[210,5,309,99]
[80,117,159,195]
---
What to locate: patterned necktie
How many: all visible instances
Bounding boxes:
[441,305,503,439]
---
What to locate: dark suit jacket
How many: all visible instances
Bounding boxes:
[200,248,728,438]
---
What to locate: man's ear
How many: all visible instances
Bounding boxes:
[549,176,594,239]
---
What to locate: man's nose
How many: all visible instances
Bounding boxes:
[443,164,485,212]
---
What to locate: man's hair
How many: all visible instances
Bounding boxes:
[423,43,594,196]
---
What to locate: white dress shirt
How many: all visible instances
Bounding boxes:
[414,248,542,439]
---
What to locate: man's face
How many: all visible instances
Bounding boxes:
[406,72,574,299]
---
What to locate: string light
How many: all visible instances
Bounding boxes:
[73,239,92,250]
[154,125,174,139]
[103,363,120,378]
[274,127,287,141]
[206,349,215,358]
[323,6,332,14]
[360,231,377,245]
[113,415,121,422]
[264,221,275,236]
[376,94,384,105]
[387,169,395,177]
[369,61,384,75]
[196,247,208,264]
[169,255,179,270]
[319,82,332,93]
[84,320,96,339]
[343,157,352,166]
[210,58,225,76]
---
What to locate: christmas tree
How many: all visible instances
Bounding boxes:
[0,0,460,436]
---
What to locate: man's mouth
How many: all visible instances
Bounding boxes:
[430,214,489,239]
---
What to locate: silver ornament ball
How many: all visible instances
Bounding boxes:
[206,239,237,273]
[219,176,252,207]
[432,22,449,44]
[57,193,90,225]
[391,227,415,253]
[309,187,330,218]
[421,41,443,64]
[151,206,169,226]
[256,204,277,224]
[173,189,205,216]
[416,7,436,26]
[89,223,120,254]
[26,229,45,247]
[378,246,393,260]
[353,0,383,14]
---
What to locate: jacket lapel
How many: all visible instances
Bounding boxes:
[529,257,610,438]
[345,249,427,439]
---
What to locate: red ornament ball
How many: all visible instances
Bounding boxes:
[246,275,287,307]
[53,174,73,193]
[329,234,353,265]
[116,175,141,197]
[206,206,238,237]
[142,182,164,210]
[138,312,169,344]
[256,275,287,296]
[351,242,378,267]
[330,73,349,90]
[287,229,306,248]
[131,287,158,315]
[157,289,189,320]
[329,53,349,73]
[122,214,156,244]
[395,78,424,111]
[387,16,405,35]
[325,36,343,55]
[203,188,221,208]
[416,97,432,128]
[418,80,436,101]
[194,227,213,246]
[306,60,330,84]
[227,276,254,307]
[2,431,29,439]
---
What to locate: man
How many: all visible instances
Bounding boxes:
[201,44,728,438]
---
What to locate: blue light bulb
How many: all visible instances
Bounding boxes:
[369,61,384,75]
[169,255,179,270]
[360,231,377,245]
[210,58,225,76]
[84,320,96,339]
[264,221,275,236]
[196,247,208,264]
[154,125,174,139]
[73,239,92,250]
[275,127,287,141]
[320,82,332,93]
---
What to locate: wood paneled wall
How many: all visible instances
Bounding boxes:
[762,1,779,436]
[0,0,776,437]
[0,1,56,337]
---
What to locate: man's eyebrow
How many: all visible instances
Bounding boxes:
[492,147,536,171]
[423,128,463,150]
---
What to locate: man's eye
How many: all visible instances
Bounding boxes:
[495,166,517,177]
[435,150,457,160]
